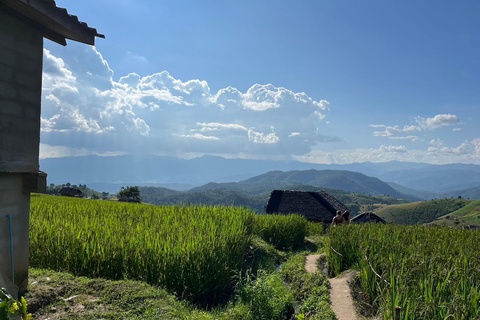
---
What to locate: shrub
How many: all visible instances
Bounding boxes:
[0,288,31,320]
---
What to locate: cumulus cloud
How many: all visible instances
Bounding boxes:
[370,114,461,141]
[296,139,480,165]
[40,46,331,158]
[416,114,460,130]
[380,145,408,153]
[427,138,478,155]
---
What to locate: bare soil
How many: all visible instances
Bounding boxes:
[305,254,359,320]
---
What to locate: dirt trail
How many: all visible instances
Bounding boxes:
[305,254,322,273]
[305,254,358,320]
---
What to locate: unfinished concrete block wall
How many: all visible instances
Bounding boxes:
[0,9,44,297]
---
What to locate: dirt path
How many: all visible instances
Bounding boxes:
[305,254,358,320]
[305,254,322,273]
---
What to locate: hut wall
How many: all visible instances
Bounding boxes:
[0,8,44,297]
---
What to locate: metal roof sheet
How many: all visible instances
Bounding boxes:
[1,0,104,45]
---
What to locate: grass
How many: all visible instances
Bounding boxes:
[253,214,307,250]
[279,253,335,319]
[431,200,480,227]
[30,195,254,306]
[373,199,471,225]
[327,224,480,319]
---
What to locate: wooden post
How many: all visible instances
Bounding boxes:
[394,306,401,320]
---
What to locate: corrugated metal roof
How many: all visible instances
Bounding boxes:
[1,0,104,45]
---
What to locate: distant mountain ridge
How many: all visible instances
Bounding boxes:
[188,169,418,201]
[40,155,480,196]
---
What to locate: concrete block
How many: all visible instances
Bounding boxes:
[18,88,40,103]
[20,57,38,73]
[0,48,17,67]
[0,31,15,51]
[0,82,17,99]
[16,39,42,62]
[0,101,21,117]
[16,72,40,87]
[23,104,40,120]
[0,65,13,82]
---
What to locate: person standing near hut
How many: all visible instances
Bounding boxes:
[332,210,345,226]
[342,210,351,224]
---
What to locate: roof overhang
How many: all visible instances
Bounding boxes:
[1,0,104,46]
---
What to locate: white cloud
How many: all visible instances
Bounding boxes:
[380,145,408,153]
[181,133,220,140]
[41,46,331,158]
[428,138,478,155]
[296,139,480,165]
[39,144,126,159]
[416,114,460,130]
[370,114,461,141]
[247,127,280,144]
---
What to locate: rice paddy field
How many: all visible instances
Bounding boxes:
[29,194,308,307]
[327,224,480,320]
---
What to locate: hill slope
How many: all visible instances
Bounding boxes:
[374,199,472,225]
[238,169,417,200]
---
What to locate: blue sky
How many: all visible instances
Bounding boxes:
[40,0,480,164]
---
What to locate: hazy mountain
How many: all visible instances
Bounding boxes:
[40,155,480,195]
[189,169,419,201]
[379,168,480,192]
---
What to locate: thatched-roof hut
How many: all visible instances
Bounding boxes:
[351,212,386,224]
[265,190,350,223]
[59,187,83,197]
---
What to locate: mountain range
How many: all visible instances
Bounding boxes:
[40,155,480,198]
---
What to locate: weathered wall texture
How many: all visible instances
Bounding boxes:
[0,174,31,297]
[0,9,44,297]
[0,9,43,173]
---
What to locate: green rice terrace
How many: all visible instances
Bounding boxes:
[17,195,480,319]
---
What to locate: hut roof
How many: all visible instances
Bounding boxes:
[351,212,386,224]
[1,0,104,45]
[265,190,350,222]
[59,187,83,197]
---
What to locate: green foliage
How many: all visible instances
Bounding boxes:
[375,199,470,225]
[432,200,480,227]
[46,183,101,198]
[306,221,324,236]
[236,270,294,320]
[30,195,254,306]
[0,288,31,320]
[140,184,410,215]
[327,224,480,319]
[279,253,335,320]
[253,214,307,249]
[117,186,142,202]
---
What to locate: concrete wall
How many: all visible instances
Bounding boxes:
[0,9,44,297]
[0,9,43,173]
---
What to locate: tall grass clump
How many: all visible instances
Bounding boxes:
[306,221,324,236]
[253,214,307,249]
[327,224,480,319]
[30,195,254,306]
[235,270,294,320]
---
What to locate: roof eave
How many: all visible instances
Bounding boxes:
[2,0,104,46]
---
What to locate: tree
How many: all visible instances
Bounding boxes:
[118,186,141,203]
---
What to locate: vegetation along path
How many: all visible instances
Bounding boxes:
[305,254,358,320]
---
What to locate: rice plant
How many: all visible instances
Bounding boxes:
[327,224,480,319]
[30,195,254,306]
[253,214,307,249]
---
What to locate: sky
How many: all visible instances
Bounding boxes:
[39,0,480,164]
